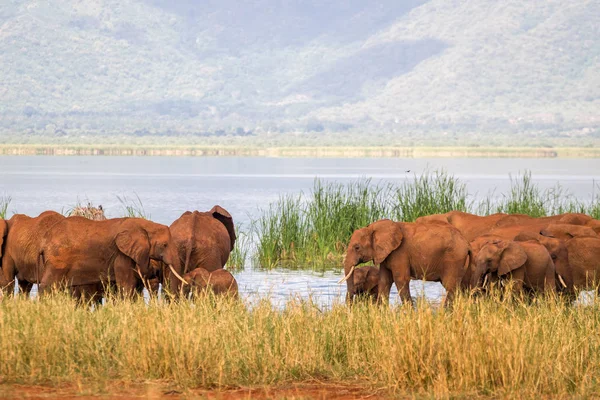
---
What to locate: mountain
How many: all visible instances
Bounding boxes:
[0,0,598,144]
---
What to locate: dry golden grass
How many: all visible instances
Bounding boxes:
[0,290,599,398]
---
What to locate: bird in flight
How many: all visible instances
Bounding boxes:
[405,170,411,173]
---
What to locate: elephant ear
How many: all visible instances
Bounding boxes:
[0,219,7,258]
[371,220,403,265]
[116,228,150,272]
[210,205,236,251]
[498,242,527,276]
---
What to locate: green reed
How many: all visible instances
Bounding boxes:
[226,226,251,272]
[253,171,600,270]
[117,194,150,219]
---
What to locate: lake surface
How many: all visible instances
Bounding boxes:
[1,156,599,306]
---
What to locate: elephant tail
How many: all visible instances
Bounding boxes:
[36,250,45,284]
[464,249,472,272]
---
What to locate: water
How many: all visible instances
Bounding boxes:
[1,156,599,306]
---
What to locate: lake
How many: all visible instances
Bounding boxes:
[1,155,600,306]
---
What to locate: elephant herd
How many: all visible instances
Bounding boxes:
[0,206,239,301]
[343,211,600,305]
[3,205,600,307]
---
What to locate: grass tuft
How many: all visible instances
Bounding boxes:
[117,194,150,219]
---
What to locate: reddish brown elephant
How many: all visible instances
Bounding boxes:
[146,206,236,295]
[343,219,471,306]
[415,211,509,241]
[493,212,593,229]
[182,268,238,298]
[540,223,598,241]
[172,206,236,273]
[38,217,183,298]
[515,232,600,296]
[347,265,379,302]
[470,235,556,294]
[1,211,65,295]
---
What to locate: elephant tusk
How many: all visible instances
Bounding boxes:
[338,265,355,284]
[169,264,188,285]
[482,274,489,288]
[558,274,567,288]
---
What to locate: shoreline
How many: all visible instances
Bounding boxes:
[0,144,599,158]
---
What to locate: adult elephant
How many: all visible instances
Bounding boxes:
[38,217,184,298]
[493,212,593,229]
[343,219,471,306]
[416,211,509,241]
[172,206,236,273]
[540,223,598,241]
[1,211,65,295]
[470,235,555,294]
[515,232,600,296]
[138,206,235,295]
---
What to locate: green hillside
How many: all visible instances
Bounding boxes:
[0,0,598,146]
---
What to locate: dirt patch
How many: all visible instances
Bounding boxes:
[0,382,387,399]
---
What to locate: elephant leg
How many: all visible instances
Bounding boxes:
[377,264,393,304]
[1,256,17,297]
[440,260,467,308]
[441,275,460,308]
[544,260,556,294]
[113,256,138,298]
[39,261,70,296]
[392,271,412,306]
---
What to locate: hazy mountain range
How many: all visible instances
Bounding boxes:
[1,0,598,145]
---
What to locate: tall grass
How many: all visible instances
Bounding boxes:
[1,291,600,397]
[226,226,251,272]
[117,194,150,219]
[253,170,600,269]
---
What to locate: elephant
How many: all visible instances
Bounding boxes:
[343,219,471,306]
[470,235,556,294]
[586,219,600,234]
[38,217,184,298]
[148,206,236,294]
[540,223,598,241]
[493,212,593,229]
[563,237,600,292]
[515,233,600,296]
[182,268,238,298]
[346,265,379,302]
[415,211,509,241]
[0,211,65,295]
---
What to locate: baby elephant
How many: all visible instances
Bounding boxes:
[349,266,380,302]
[183,268,238,298]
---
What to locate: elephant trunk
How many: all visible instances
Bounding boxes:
[342,253,359,304]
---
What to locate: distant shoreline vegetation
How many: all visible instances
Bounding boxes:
[1,144,600,158]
